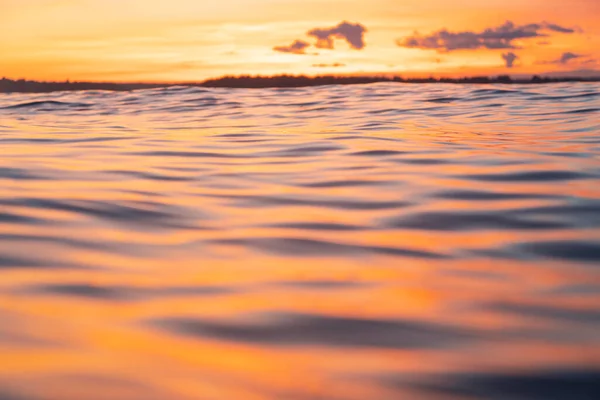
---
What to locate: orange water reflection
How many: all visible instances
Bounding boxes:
[0,84,599,399]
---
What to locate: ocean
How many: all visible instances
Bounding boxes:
[1,83,599,399]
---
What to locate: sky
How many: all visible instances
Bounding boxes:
[1,0,599,82]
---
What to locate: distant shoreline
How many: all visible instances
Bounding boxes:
[2,75,599,93]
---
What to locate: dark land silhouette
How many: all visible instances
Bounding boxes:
[1,74,599,93]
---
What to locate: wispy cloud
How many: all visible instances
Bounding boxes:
[397,21,577,52]
[544,22,576,34]
[539,52,586,65]
[312,63,346,68]
[559,52,583,64]
[273,40,311,55]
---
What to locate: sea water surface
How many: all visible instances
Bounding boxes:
[1,83,599,399]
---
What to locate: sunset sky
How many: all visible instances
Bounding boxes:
[1,0,599,82]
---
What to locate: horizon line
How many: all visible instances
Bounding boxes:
[3,70,600,85]
[2,73,599,93]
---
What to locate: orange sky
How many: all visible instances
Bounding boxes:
[1,0,599,82]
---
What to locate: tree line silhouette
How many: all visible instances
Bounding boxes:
[1,74,598,93]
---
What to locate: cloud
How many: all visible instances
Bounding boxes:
[397,21,577,52]
[273,39,311,55]
[312,63,346,68]
[544,22,576,34]
[307,21,367,50]
[502,52,519,68]
[273,21,367,55]
[539,52,586,65]
[559,52,583,64]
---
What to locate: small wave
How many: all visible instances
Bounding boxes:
[351,150,406,157]
[460,170,593,182]
[262,222,366,231]
[381,210,568,231]
[426,97,461,103]
[527,92,599,101]
[148,312,471,349]
[0,100,93,110]
[515,240,600,263]
[16,283,237,301]
[203,193,412,210]
[396,369,600,399]
[471,88,523,95]
[565,107,600,114]
[207,237,447,259]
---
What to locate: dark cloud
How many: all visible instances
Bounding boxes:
[502,52,519,68]
[307,21,367,50]
[312,63,346,68]
[273,39,310,55]
[544,22,576,33]
[539,52,586,65]
[559,52,583,64]
[397,21,577,52]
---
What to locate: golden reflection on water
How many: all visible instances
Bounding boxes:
[0,84,599,399]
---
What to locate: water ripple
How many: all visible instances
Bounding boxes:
[150,312,473,349]
[0,82,599,400]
